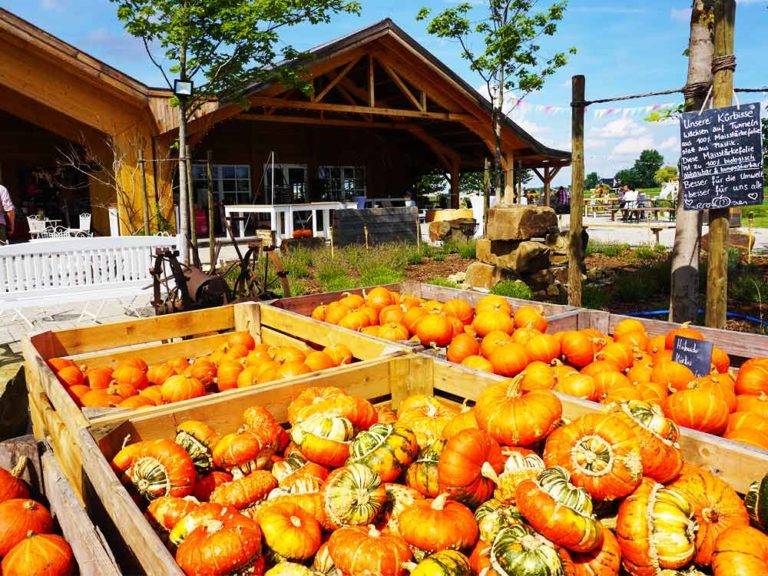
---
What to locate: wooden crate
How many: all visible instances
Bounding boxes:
[23,303,402,500]
[0,436,120,576]
[80,354,768,575]
[547,309,768,364]
[269,280,575,318]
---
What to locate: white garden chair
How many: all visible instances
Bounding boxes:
[27,216,48,239]
[67,212,92,236]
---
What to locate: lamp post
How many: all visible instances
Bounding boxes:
[174,79,193,263]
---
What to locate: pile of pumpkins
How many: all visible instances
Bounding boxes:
[0,458,75,575]
[111,370,768,576]
[47,333,355,411]
[311,287,768,451]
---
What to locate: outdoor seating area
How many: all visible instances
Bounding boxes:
[26,213,92,240]
[585,196,676,222]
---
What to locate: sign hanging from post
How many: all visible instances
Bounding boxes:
[672,335,714,378]
[679,102,764,211]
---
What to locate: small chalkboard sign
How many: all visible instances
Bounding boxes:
[672,336,713,377]
[679,102,764,211]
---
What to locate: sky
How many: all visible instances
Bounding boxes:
[2,0,767,186]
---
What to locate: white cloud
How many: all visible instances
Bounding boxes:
[613,136,656,156]
[670,8,690,22]
[590,117,649,139]
[40,0,64,11]
[658,136,679,151]
[587,139,608,150]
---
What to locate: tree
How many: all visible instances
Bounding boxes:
[111,0,360,261]
[417,1,574,204]
[632,149,665,188]
[669,0,713,323]
[614,168,640,189]
[654,165,679,185]
[584,172,600,190]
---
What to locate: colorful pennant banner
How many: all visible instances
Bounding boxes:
[510,98,768,119]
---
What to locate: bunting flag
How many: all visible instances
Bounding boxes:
[509,98,768,118]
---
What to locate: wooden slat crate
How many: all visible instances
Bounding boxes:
[0,436,120,576]
[80,354,768,575]
[23,303,403,500]
[269,280,575,318]
[547,308,768,364]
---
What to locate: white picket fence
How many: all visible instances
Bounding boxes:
[0,235,180,326]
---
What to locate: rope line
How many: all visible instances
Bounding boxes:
[712,54,737,74]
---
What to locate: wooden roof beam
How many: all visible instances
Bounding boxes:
[407,125,460,171]
[375,56,423,112]
[313,56,363,103]
[247,96,471,121]
[238,112,401,130]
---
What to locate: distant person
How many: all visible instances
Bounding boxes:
[658,179,678,202]
[622,185,639,221]
[0,180,15,243]
[555,186,569,214]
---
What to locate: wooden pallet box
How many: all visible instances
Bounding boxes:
[23,303,402,500]
[269,280,575,318]
[0,436,120,576]
[79,354,768,575]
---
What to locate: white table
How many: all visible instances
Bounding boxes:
[224,202,357,244]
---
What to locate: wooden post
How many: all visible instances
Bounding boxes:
[483,157,491,238]
[185,145,199,266]
[206,151,215,271]
[450,160,460,210]
[544,167,552,207]
[568,75,586,307]
[502,152,515,205]
[138,149,150,235]
[706,0,735,329]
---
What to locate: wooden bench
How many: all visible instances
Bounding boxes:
[0,235,180,327]
[609,206,674,222]
[584,222,674,245]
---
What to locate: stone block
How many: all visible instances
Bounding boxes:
[481,240,550,274]
[487,206,558,241]
[464,262,499,290]
[429,218,477,242]
[476,238,492,263]
[701,231,754,255]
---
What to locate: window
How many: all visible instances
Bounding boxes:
[263,164,308,204]
[190,164,251,207]
[318,166,366,201]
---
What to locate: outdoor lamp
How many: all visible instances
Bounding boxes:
[174,79,194,98]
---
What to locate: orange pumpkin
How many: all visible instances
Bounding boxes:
[398,493,479,553]
[378,322,410,342]
[560,330,597,367]
[56,365,84,387]
[161,374,206,404]
[460,355,494,372]
[514,305,547,332]
[147,363,175,386]
[323,344,353,367]
[475,295,512,316]
[524,333,561,364]
[258,500,322,561]
[328,525,412,576]
[612,318,646,339]
[446,333,480,364]
[736,359,768,395]
[442,298,474,325]
[112,361,149,390]
[724,427,768,450]
[0,499,54,556]
[664,387,729,434]
[488,343,530,377]
[175,515,264,576]
[472,311,515,337]
[711,525,768,575]
[84,366,113,389]
[415,314,454,347]
[1,533,74,576]
[0,459,30,503]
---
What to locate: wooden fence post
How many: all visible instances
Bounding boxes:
[568,75,586,307]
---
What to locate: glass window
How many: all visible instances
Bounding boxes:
[263,164,308,204]
[318,166,366,201]
[190,164,251,206]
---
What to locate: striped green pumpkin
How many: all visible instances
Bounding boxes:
[475,498,523,543]
[490,524,567,576]
[406,550,472,575]
[406,440,444,498]
[347,422,419,482]
[745,473,768,531]
[322,463,387,528]
[536,466,593,516]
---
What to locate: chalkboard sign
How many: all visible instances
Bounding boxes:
[679,102,764,211]
[672,335,713,377]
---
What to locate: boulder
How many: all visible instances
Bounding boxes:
[464,262,499,290]
[476,240,550,274]
[428,218,477,243]
[487,206,558,241]
[701,231,754,255]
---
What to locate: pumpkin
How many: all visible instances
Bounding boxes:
[416,314,454,347]
[321,463,387,529]
[473,311,515,338]
[490,523,569,576]
[264,563,314,576]
[126,439,196,501]
[488,343,530,377]
[520,361,556,392]
[474,376,562,447]
[442,406,479,439]
[1,533,75,576]
[560,330,597,367]
[257,500,322,561]
[145,496,200,535]
[48,357,76,372]
[406,440,444,498]
[339,309,372,331]
[312,541,337,575]
[112,361,149,390]
[447,333,481,364]
[476,295,512,316]
[56,365,84,387]
[667,464,749,566]
[161,374,206,404]
[608,401,684,483]
[612,318,646,339]
[213,431,273,476]
[474,498,523,544]
[664,323,705,350]
[616,478,697,575]
[492,448,544,504]
[378,483,423,534]
[193,471,233,502]
[404,550,473,576]
[437,428,505,508]
[175,514,265,576]
[214,359,243,392]
[290,414,354,468]
[569,528,621,576]
[460,355,495,372]
[736,360,768,395]
[711,525,768,576]
[525,333,561,364]
[543,413,642,501]
[726,410,768,435]
[745,473,768,531]
[398,493,479,553]
[554,372,597,401]
[80,389,123,408]
[595,342,634,373]
[379,304,405,325]
[442,298,474,323]
[0,499,54,556]
[210,470,277,511]
[615,330,649,353]
[0,458,30,503]
[651,360,695,393]
[272,451,328,486]
[85,366,113,389]
[288,386,375,430]
[724,427,768,449]
[664,387,729,435]
[147,363,176,386]
[736,392,768,417]
[398,396,457,448]
[516,466,603,553]
[176,420,221,474]
[168,502,239,548]
[403,307,429,334]
[118,395,155,410]
[480,331,513,359]
[378,322,411,342]
[347,422,418,482]
[328,524,412,576]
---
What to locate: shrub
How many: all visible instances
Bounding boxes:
[582,284,609,310]
[457,239,477,259]
[586,241,631,257]
[491,280,533,300]
[731,273,768,304]
[427,277,461,289]
[632,246,660,261]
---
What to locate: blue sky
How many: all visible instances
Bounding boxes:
[3,0,767,185]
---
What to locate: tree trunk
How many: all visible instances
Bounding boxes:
[669,0,714,323]
[177,101,189,264]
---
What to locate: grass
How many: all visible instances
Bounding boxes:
[491,280,533,300]
[427,277,461,289]
[582,284,609,310]
[585,241,631,257]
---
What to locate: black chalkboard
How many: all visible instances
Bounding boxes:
[672,335,713,377]
[679,102,764,211]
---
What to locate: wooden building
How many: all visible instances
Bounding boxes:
[0,10,569,238]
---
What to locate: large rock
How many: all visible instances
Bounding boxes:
[487,206,558,241]
[476,239,550,274]
[464,262,499,290]
[428,218,477,243]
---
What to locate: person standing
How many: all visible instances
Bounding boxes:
[0,181,15,243]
